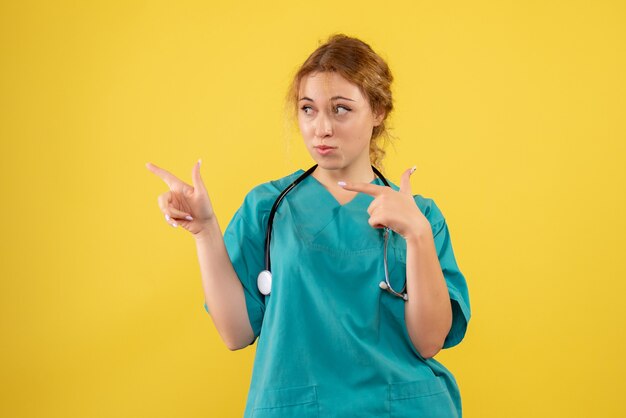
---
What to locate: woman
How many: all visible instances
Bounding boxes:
[147,34,470,418]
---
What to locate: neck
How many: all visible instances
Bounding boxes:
[312,163,376,185]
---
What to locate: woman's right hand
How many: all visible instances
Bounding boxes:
[146,160,215,236]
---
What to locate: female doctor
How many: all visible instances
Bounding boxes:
[146,34,470,418]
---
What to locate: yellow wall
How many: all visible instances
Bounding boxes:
[1,1,624,417]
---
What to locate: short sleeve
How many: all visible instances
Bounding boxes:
[431,217,471,349]
[203,200,268,346]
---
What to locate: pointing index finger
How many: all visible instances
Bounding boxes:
[339,181,386,196]
[145,162,181,190]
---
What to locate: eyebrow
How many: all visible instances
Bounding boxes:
[298,96,356,102]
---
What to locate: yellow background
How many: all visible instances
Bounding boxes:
[1,1,625,417]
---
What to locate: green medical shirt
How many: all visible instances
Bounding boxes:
[204,169,471,418]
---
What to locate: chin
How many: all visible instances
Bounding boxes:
[310,159,344,171]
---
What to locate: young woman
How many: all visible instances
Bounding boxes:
[147,34,470,418]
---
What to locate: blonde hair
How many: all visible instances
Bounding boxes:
[285,34,394,169]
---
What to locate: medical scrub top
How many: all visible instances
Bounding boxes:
[204,169,471,418]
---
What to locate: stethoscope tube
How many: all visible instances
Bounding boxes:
[263,164,317,271]
[257,164,408,301]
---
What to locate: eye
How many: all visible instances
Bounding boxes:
[300,105,314,115]
[334,105,351,115]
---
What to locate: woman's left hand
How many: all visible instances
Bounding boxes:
[339,167,432,241]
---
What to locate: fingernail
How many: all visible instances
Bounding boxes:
[165,214,171,222]
[185,215,193,221]
[338,181,347,187]
[171,222,178,227]
[410,165,417,175]
[198,158,202,167]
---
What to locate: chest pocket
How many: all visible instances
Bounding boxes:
[252,385,319,418]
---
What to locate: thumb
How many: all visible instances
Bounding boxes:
[399,165,416,195]
[191,158,207,194]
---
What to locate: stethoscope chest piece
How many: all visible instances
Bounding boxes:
[257,270,272,295]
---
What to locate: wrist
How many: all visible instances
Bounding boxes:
[403,218,432,244]
[193,217,220,241]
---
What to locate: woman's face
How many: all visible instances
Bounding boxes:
[297,71,384,172]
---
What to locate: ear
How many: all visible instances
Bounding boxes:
[373,109,386,127]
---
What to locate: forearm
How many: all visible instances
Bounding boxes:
[194,217,254,350]
[404,229,452,359]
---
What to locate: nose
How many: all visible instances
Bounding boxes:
[314,113,333,138]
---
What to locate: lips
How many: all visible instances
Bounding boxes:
[314,145,336,156]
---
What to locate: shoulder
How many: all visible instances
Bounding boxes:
[243,169,304,205]
[413,194,446,227]
[237,169,305,220]
[413,194,447,237]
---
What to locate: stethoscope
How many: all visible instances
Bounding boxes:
[256,164,408,301]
